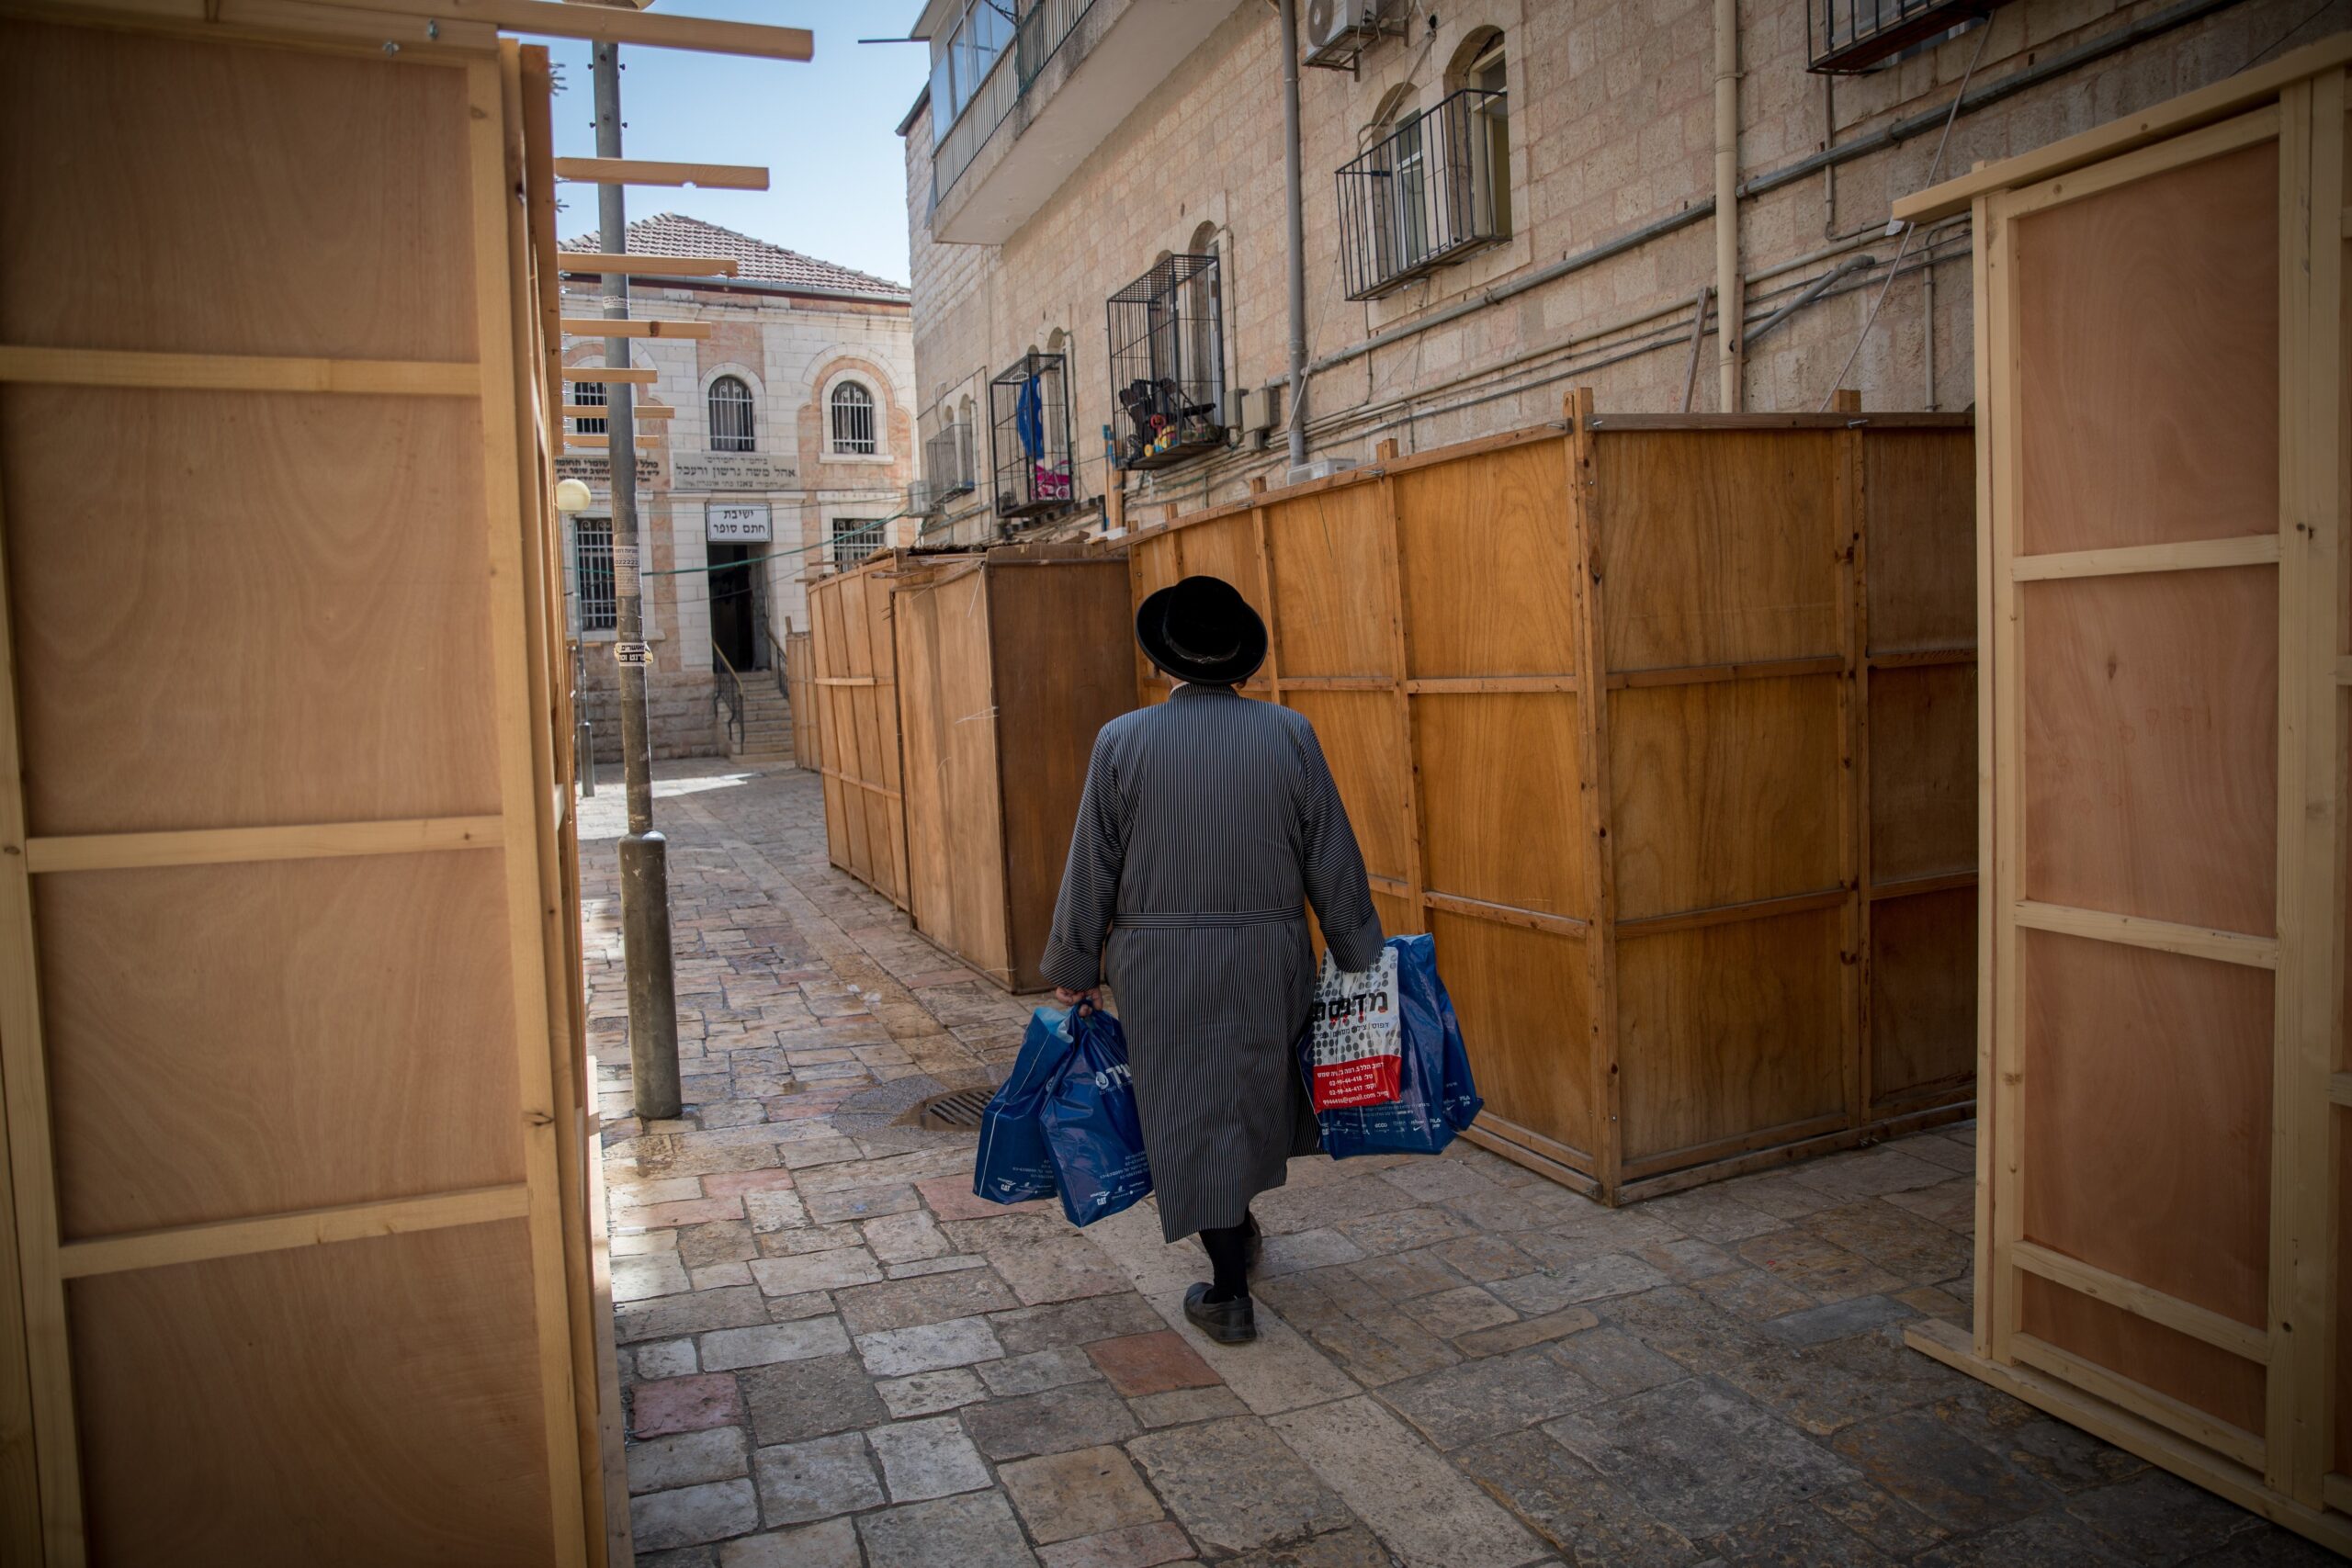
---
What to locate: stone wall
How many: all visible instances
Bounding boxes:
[904,0,2346,525]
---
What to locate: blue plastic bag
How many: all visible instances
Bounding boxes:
[1307,934,1483,1158]
[1038,1007,1154,1227]
[972,1006,1078,1205]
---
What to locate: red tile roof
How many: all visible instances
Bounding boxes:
[560,212,910,301]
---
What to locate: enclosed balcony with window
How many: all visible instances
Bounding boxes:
[1106,254,1226,472]
[1807,0,2008,72]
[923,420,977,508]
[989,352,1074,518]
[1337,85,1510,301]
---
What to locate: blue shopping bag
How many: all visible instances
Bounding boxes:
[1038,1006,1154,1227]
[1307,933,1484,1158]
[972,1005,1080,1205]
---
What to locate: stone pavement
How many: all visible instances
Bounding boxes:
[579,761,2323,1568]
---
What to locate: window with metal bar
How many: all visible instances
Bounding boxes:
[831,382,877,456]
[1335,86,1510,300]
[574,518,616,632]
[573,379,607,436]
[708,375,755,453]
[831,518,885,570]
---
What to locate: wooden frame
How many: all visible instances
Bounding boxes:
[1894,47,2352,1555]
[554,251,739,278]
[889,547,1133,991]
[560,318,713,340]
[1123,401,1977,1202]
[808,553,913,910]
[0,0,815,58]
[0,13,614,1561]
[554,156,768,189]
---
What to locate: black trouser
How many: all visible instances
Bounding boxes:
[1200,1216,1251,1301]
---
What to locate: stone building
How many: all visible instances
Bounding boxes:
[559,214,915,760]
[900,0,2344,533]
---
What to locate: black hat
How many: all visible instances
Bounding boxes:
[1135,574,1268,685]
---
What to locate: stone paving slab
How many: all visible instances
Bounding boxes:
[583,764,2314,1567]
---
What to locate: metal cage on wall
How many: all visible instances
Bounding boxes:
[1806,0,2003,71]
[1338,88,1510,300]
[1106,253,1226,471]
[989,352,1075,520]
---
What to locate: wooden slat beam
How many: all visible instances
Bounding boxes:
[565,434,662,451]
[303,0,813,58]
[2010,1240,2271,1362]
[567,402,671,420]
[2012,898,2279,969]
[559,318,714,340]
[556,252,738,277]
[24,817,503,874]
[0,344,474,396]
[560,366,657,385]
[2011,535,2281,581]
[58,1186,532,1279]
[554,157,768,190]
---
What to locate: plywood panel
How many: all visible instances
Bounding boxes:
[1263,488,1391,678]
[1617,907,1845,1162]
[1429,910,1595,1156]
[1869,663,1977,885]
[0,20,477,363]
[1609,676,1842,920]
[897,568,1006,981]
[69,1223,554,1566]
[2336,1107,2351,1478]
[1283,690,1408,886]
[989,558,1136,991]
[4,389,501,836]
[38,852,523,1239]
[1595,432,1841,671]
[1864,430,1975,652]
[1170,513,1264,609]
[2020,931,2272,1329]
[2015,141,2279,555]
[1130,531,1182,693]
[2019,569,2278,936]
[2019,1274,2267,1438]
[1869,887,1976,1105]
[1416,693,1585,918]
[1394,446,1577,678]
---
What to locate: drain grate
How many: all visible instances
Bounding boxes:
[910,1086,994,1131]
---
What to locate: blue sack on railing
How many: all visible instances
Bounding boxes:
[1306,933,1483,1158]
[972,1005,1078,1206]
[1039,1005,1154,1227]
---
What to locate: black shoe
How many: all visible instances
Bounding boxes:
[1184,1281,1258,1344]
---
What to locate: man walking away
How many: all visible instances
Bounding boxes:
[1041,574,1384,1343]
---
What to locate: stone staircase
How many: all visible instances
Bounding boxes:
[725,675,795,764]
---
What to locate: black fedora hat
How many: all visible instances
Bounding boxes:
[1136,574,1268,685]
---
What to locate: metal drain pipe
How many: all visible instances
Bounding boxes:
[1713,0,1743,411]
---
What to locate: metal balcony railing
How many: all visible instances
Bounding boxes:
[930,0,1099,211]
[1337,88,1510,301]
[1107,254,1225,471]
[1808,0,2003,72]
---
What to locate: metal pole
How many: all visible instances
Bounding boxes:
[1278,0,1308,470]
[594,41,682,1122]
[575,639,595,797]
[1713,0,1743,412]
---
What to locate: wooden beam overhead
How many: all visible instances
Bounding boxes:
[0,344,474,396]
[560,366,657,384]
[302,0,814,59]
[554,157,769,191]
[566,434,662,450]
[559,318,714,340]
[564,402,672,420]
[555,252,739,277]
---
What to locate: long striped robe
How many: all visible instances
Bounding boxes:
[1040,683,1384,1242]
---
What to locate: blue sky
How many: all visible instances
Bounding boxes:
[523,5,929,286]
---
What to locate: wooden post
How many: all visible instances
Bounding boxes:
[1561,389,1623,1202]
[1832,388,1868,1132]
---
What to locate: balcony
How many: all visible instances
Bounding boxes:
[1336,88,1510,301]
[989,352,1076,518]
[927,0,1249,246]
[1107,254,1226,471]
[1807,0,2007,72]
[922,424,977,507]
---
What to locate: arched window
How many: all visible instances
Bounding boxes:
[956,393,977,486]
[708,375,754,453]
[1183,226,1222,426]
[1448,28,1511,240]
[830,381,876,456]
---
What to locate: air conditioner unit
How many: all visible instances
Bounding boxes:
[1303,0,1395,68]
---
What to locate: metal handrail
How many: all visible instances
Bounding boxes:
[711,640,747,754]
[763,622,791,702]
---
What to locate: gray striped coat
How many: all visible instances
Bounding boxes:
[1040,684,1384,1242]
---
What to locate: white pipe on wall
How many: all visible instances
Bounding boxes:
[1713,0,1743,412]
